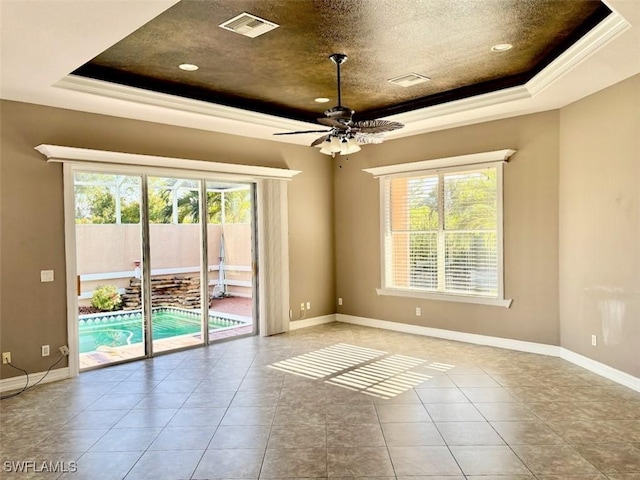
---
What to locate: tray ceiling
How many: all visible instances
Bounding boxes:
[72,0,611,124]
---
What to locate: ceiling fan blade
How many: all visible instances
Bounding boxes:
[273,129,331,135]
[310,134,330,147]
[354,132,385,144]
[317,117,349,129]
[352,120,404,134]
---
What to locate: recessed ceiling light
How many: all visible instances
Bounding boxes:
[179,63,199,71]
[314,97,330,103]
[491,43,513,53]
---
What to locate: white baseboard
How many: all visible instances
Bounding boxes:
[0,367,71,394]
[560,348,640,392]
[335,313,640,393]
[336,314,561,356]
[289,314,337,330]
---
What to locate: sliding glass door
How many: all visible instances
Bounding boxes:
[74,172,146,368]
[148,176,205,353]
[206,182,256,341]
[74,170,256,370]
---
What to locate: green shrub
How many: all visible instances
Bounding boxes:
[91,285,122,311]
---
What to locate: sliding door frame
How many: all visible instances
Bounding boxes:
[140,173,153,357]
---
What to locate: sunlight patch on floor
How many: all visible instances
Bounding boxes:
[268,344,455,398]
[327,354,432,398]
[268,343,386,379]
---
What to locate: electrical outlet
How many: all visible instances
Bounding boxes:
[300,302,305,311]
[591,335,597,347]
[2,352,11,364]
[59,345,70,356]
[40,269,54,282]
[42,345,50,357]
[306,302,311,310]
[416,307,421,316]
[338,297,343,306]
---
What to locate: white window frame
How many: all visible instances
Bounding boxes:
[364,149,515,308]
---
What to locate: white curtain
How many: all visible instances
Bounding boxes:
[257,179,290,336]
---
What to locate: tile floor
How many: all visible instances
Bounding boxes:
[1,322,640,479]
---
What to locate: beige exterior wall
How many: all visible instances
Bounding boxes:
[559,74,640,377]
[390,178,410,288]
[76,223,253,303]
[77,225,144,274]
[334,111,561,345]
[0,100,336,379]
[77,224,251,274]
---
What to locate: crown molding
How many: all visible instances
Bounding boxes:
[526,11,630,97]
[54,75,318,133]
[387,85,531,126]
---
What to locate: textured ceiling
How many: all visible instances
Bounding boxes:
[73,0,610,124]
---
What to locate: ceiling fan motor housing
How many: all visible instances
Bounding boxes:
[324,105,354,122]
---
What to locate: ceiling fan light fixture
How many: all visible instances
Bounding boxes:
[341,137,361,155]
[329,135,342,153]
[319,138,334,155]
[339,137,349,154]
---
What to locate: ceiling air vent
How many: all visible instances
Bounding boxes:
[387,73,431,87]
[219,12,279,38]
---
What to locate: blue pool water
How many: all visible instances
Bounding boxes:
[79,308,245,353]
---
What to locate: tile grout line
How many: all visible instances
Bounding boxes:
[421,384,467,479]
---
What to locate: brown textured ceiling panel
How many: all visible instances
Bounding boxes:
[74,0,610,122]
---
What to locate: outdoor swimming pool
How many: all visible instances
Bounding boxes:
[79,307,248,353]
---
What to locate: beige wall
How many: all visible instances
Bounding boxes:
[2,75,638,382]
[559,74,640,377]
[0,100,336,379]
[335,111,561,345]
[287,146,336,320]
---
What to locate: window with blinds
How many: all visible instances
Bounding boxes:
[383,165,501,298]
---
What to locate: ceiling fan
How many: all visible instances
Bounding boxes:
[274,53,404,156]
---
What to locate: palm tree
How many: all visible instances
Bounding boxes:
[175,188,251,224]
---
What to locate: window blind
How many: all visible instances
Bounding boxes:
[384,166,499,297]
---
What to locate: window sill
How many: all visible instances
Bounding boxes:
[375,288,513,308]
